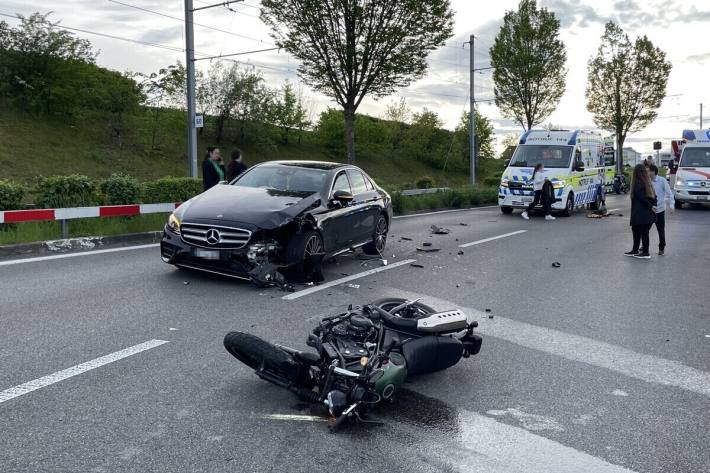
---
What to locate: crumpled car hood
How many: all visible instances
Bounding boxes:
[180,185,320,229]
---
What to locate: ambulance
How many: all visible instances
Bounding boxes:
[673,129,710,208]
[498,130,612,216]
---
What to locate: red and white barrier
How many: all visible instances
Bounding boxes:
[0,203,180,224]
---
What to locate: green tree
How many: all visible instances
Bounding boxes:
[586,22,671,173]
[272,81,309,144]
[260,0,454,164]
[135,62,186,150]
[490,0,567,131]
[0,12,96,114]
[455,111,495,160]
[382,97,411,150]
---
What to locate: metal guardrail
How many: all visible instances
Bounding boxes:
[399,187,450,196]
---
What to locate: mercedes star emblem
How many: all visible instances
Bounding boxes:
[205,228,221,245]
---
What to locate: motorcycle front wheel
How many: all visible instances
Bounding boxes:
[371,298,436,319]
[224,331,301,380]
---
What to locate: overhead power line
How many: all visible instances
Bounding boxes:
[106,0,275,45]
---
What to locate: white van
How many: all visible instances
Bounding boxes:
[498,130,613,216]
[673,129,710,208]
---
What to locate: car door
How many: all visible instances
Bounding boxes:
[346,169,380,244]
[320,171,357,251]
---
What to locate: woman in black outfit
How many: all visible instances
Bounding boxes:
[202,146,226,191]
[625,164,657,259]
[226,148,247,181]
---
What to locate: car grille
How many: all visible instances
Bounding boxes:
[688,191,710,196]
[508,181,532,190]
[180,223,252,249]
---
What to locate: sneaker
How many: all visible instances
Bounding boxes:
[633,252,651,259]
[521,211,529,220]
[545,215,556,221]
[624,251,638,257]
[658,250,664,256]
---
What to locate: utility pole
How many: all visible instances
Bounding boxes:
[184,0,197,178]
[469,34,476,186]
[184,0,244,178]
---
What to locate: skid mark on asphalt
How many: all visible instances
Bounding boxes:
[0,339,169,404]
[387,288,710,397]
[282,259,416,300]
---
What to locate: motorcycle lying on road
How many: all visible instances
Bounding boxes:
[224,298,482,430]
[613,174,629,194]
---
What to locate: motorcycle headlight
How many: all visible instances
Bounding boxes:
[553,180,566,189]
[500,178,509,188]
[167,213,181,234]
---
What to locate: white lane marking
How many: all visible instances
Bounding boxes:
[0,244,159,267]
[389,289,710,397]
[458,230,527,248]
[393,206,498,219]
[0,339,169,404]
[606,208,621,213]
[260,414,328,422]
[282,259,416,300]
[447,410,638,473]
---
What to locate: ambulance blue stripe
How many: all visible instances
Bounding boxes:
[683,130,696,141]
[519,130,533,144]
[568,130,580,145]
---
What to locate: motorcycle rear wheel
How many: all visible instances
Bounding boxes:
[371,298,436,319]
[224,331,300,379]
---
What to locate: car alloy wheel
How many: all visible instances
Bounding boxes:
[374,217,388,253]
[304,234,323,258]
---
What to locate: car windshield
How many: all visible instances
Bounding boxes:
[679,147,710,167]
[509,145,573,168]
[233,166,328,194]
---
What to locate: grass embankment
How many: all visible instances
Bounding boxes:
[0,109,485,188]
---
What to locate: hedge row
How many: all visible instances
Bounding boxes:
[0,174,203,210]
[391,186,498,214]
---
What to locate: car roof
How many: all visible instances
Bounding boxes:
[260,160,348,171]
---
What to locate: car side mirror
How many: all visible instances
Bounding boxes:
[504,159,511,167]
[332,190,354,203]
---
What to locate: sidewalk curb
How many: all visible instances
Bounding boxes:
[0,231,162,259]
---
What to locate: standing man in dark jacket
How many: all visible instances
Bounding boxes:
[202,146,225,191]
[625,164,657,259]
[226,148,248,181]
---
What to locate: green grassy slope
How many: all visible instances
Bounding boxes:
[0,109,497,188]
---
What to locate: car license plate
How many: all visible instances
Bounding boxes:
[700,195,710,201]
[521,197,533,203]
[195,249,220,260]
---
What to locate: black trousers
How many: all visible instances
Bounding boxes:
[653,211,666,250]
[526,190,551,215]
[631,224,652,253]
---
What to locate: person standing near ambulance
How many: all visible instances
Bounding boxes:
[522,163,555,221]
[649,164,674,255]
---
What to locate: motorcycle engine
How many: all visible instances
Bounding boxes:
[330,317,374,368]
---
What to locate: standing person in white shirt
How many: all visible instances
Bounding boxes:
[649,164,674,255]
[522,163,555,221]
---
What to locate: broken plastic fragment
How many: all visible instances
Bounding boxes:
[551,262,561,268]
[430,224,451,235]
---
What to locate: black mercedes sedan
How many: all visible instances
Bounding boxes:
[160,161,392,283]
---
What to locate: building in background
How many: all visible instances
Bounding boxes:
[623,147,641,167]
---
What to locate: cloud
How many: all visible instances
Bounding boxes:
[686,52,710,63]
[545,0,606,28]
[139,26,182,45]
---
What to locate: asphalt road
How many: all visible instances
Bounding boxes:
[1,196,709,473]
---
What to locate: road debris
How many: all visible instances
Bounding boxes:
[430,224,451,235]
[344,283,360,289]
[457,250,465,255]
[183,281,190,285]
[410,263,425,268]
[459,222,469,226]
[551,262,561,268]
[416,247,440,252]
[400,237,413,241]
[486,309,493,319]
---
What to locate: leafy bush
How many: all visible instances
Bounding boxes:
[483,176,502,187]
[34,175,100,208]
[415,176,435,189]
[392,186,498,215]
[141,177,203,203]
[99,173,142,205]
[0,179,26,211]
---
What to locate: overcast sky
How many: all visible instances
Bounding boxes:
[2,0,709,155]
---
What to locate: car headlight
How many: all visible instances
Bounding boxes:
[167,213,181,234]
[553,180,566,189]
[676,178,685,187]
[500,178,509,188]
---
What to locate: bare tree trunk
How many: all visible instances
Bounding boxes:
[344,106,356,164]
[617,131,625,175]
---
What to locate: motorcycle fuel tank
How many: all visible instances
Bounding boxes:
[374,352,407,399]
